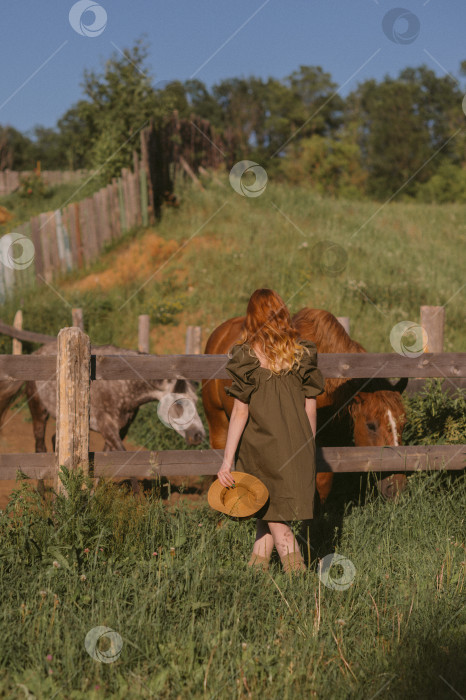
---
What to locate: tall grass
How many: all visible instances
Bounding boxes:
[0,468,464,699]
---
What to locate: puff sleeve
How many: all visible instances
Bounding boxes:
[296,339,325,399]
[224,343,259,404]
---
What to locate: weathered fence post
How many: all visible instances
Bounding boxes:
[185,326,202,354]
[420,305,444,352]
[337,317,350,335]
[12,310,23,355]
[72,308,84,331]
[138,314,150,353]
[54,327,90,496]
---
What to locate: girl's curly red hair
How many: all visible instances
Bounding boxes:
[235,288,311,377]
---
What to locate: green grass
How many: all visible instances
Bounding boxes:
[0,271,186,355]
[0,468,464,699]
[0,179,102,236]
[1,176,465,352]
[158,177,465,352]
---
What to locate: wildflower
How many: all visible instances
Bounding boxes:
[84,548,90,554]
[242,642,247,649]
[170,547,175,557]
[52,561,60,568]
[46,654,53,662]
[48,669,53,675]
[39,590,47,598]
[99,548,104,552]
[152,552,158,557]
[198,523,202,527]
[80,574,87,582]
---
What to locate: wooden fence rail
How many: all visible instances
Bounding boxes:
[0,350,464,382]
[0,327,465,490]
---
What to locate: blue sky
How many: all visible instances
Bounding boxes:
[1,0,465,134]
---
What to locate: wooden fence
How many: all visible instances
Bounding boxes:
[0,111,228,301]
[0,327,464,494]
[0,157,149,302]
[0,169,90,196]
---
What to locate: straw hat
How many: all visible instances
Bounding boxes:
[208,471,269,518]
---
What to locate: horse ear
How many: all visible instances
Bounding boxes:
[348,394,362,417]
[390,377,408,394]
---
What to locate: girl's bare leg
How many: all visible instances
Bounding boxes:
[251,519,274,558]
[268,521,306,572]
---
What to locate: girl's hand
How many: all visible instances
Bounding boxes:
[217,463,235,488]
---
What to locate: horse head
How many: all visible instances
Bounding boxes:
[156,377,206,446]
[347,377,408,497]
[347,378,408,446]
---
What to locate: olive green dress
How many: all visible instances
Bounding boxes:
[224,339,325,522]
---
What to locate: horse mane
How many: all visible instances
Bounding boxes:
[292,307,392,416]
[292,308,366,355]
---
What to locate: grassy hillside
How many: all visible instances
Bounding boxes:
[0,175,464,354]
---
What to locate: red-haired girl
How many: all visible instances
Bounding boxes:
[217,288,325,573]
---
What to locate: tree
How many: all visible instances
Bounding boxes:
[346,65,464,199]
[80,38,165,184]
[56,100,98,170]
[32,126,68,170]
[0,125,37,170]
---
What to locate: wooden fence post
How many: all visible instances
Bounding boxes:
[420,305,444,352]
[71,308,84,331]
[12,310,23,355]
[337,317,350,335]
[140,127,155,224]
[185,326,202,354]
[138,314,150,353]
[55,327,90,496]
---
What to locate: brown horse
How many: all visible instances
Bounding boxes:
[201,308,408,504]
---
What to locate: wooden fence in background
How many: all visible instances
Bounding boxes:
[0,111,229,302]
[0,156,149,302]
[0,327,464,493]
[0,169,89,196]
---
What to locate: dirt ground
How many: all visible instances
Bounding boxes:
[0,404,210,511]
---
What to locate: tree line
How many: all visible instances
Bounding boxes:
[1,39,465,202]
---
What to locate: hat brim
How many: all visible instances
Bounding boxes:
[208,471,269,518]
